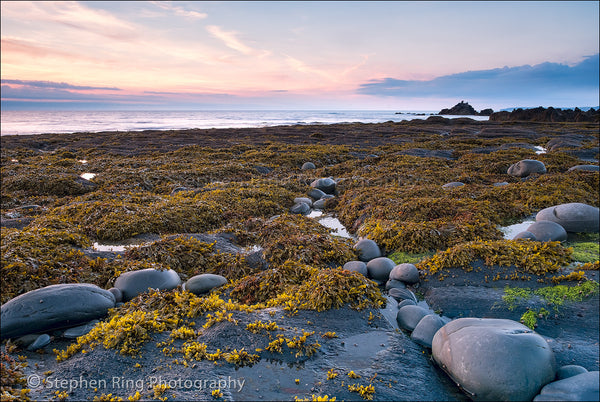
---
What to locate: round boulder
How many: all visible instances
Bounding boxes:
[533,371,598,402]
[536,203,599,233]
[389,288,418,304]
[184,274,227,295]
[343,261,368,277]
[114,268,181,302]
[310,178,336,195]
[108,287,123,303]
[526,220,568,242]
[301,162,316,170]
[385,279,406,290]
[307,188,326,200]
[396,305,429,332]
[507,159,547,177]
[556,365,588,380]
[513,231,537,241]
[290,202,311,215]
[294,197,313,207]
[398,299,417,309]
[411,314,446,349]
[0,283,116,339]
[366,257,396,282]
[442,182,464,189]
[568,165,599,172]
[353,239,381,262]
[390,263,420,284]
[432,318,556,401]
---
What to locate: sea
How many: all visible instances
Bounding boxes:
[0,110,489,136]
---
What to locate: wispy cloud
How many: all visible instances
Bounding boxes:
[206,25,256,56]
[2,79,120,91]
[151,1,207,19]
[357,54,599,100]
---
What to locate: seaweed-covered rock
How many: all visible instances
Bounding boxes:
[507,159,547,177]
[396,305,429,331]
[342,260,368,277]
[114,268,181,302]
[432,318,556,401]
[184,274,227,295]
[526,221,568,242]
[536,203,599,233]
[534,371,599,401]
[366,257,396,282]
[1,284,115,339]
[310,178,336,195]
[354,239,381,262]
[390,263,420,284]
[568,165,599,172]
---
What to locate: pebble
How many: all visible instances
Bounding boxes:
[63,320,100,339]
[27,334,51,351]
[184,274,228,295]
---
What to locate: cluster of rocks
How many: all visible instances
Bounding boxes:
[438,101,494,116]
[514,202,599,241]
[290,164,338,214]
[490,106,600,123]
[0,269,229,348]
[339,236,599,401]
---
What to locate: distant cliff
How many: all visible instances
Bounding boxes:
[489,107,599,122]
[438,101,493,116]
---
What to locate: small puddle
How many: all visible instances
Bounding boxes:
[80,173,96,180]
[534,146,547,154]
[307,210,354,239]
[498,219,536,239]
[78,159,88,164]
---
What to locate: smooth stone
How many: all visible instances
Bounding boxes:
[114,268,181,302]
[568,165,599,172]
[184,274,227,295]
[343,261,368,277]
[432,318,556,401]
[526,220,568,242]
[301,162,316,170]
[310,177,336,195]
[411,314,446,348]
[170,186,190,195]
[556,365,588,380]
[108,287,123,303]
[307,188,326,200]
[493,182,509,187]
[389,288,418,304]
[27,334,51,351]
[536,203,599,233]
[396,305,429,332]
[63,320,99,339]
[366,257,396,282]
[507,159,547,177]
[313,198,329,210]
[442,182,464,189]
[533,371,599,401]
[290,202,311,215]
[398,299,417,309]
[293,197,313,207]
[354,239,381,262]
[14,334,39,348]
[0,283,116,339]
[513,230,537,240]
[389,263,420,284]
[385,279,406,290]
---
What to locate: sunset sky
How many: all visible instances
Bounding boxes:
[1,1,598,111]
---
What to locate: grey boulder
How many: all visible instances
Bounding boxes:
[390,263,420,284]
[354,239,381,262]
[310,178,336,195]
[389,288,418,304]
[184,274,227,295]
[526,220,568,242]
[290,202,311,215]
[396,305,429,332]
[534,371,599,401]
[385,279,406,290]
[114,268,181,302]
[366,257,396,282]
[432,318,556,401]
[307,188,326,200]
[442,182,464,189]
[536,203,599,233]
[293,197,313,207]
[411,314,446,348]
[568,165,599,172]
[398,299,417,308]
[301,162,316,170]
[343,261,368,277]
[556,365,588,380]
[507,159,547,177]
[1,283,115,339]
[513,231,537,240]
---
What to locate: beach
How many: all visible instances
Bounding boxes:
[1,117,599,401]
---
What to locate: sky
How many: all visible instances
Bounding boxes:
[1,1,599,111]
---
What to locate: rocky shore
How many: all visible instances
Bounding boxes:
[1,119,599,401]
